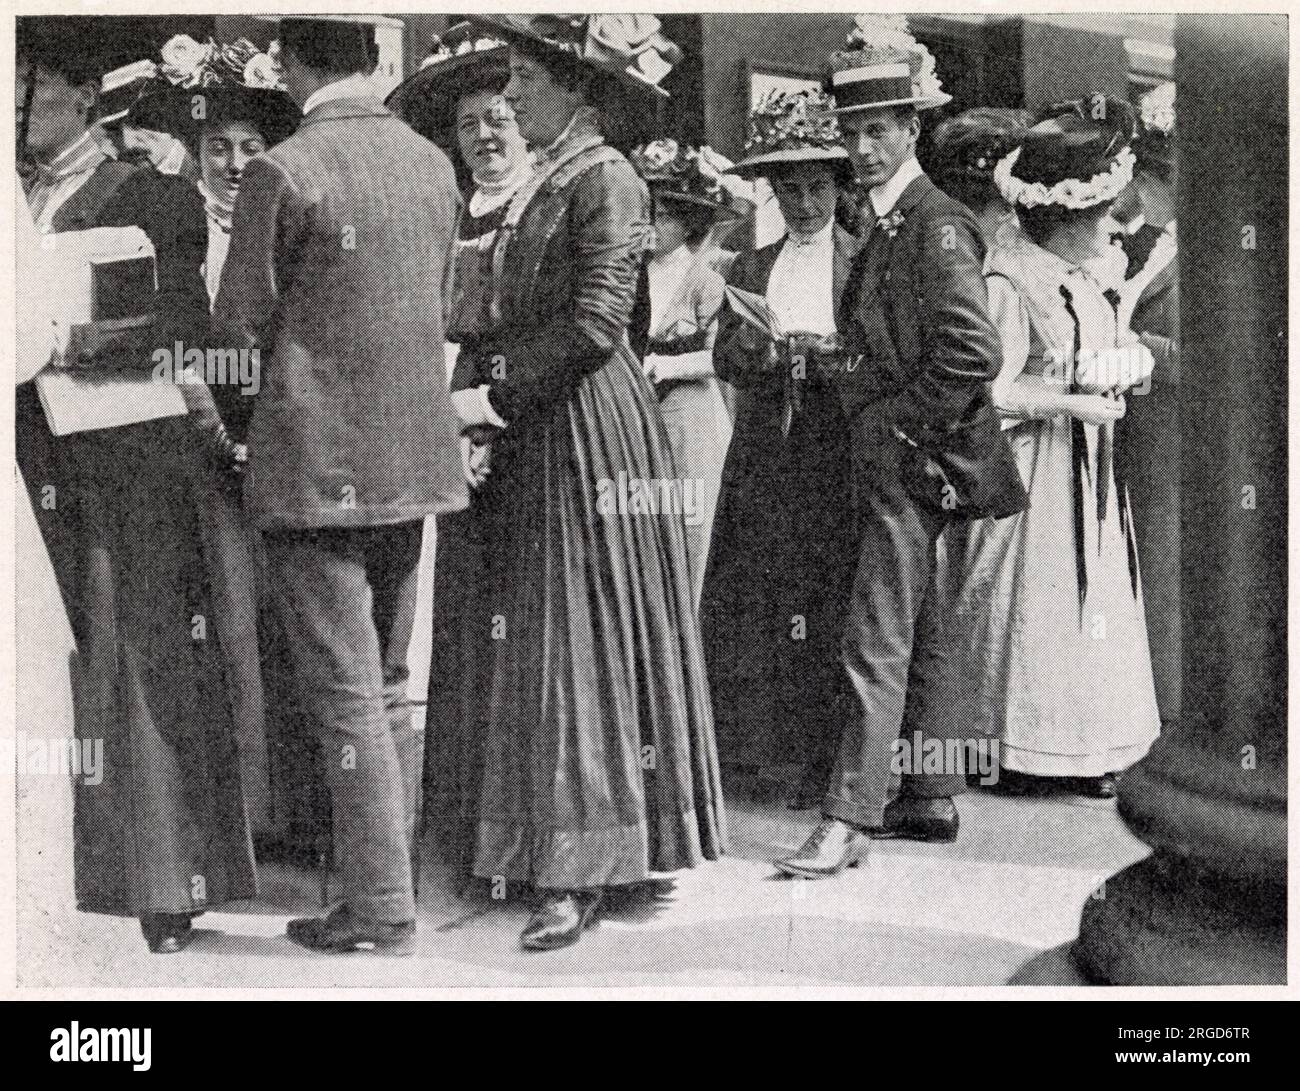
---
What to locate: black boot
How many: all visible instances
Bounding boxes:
[140,913,195,954]
[520,890,603,951]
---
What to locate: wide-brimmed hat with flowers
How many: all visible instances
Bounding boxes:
[126,34,299,150]
[630,139,752,219]
[994,97,1139,211]
[729,89,851,178]
[468,13,681,99]
[824,14,951,115]
[386,22,510,149]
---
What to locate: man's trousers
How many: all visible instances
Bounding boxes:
[264,521,425,923]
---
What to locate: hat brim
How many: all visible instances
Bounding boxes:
[469,15,670,99]
[826,92,952,115]
[127,84,300,149]
[386,46,510,147]
[652,188,742,219]
[728,146,850,178]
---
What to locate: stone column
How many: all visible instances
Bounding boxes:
[1016,14,1288,986]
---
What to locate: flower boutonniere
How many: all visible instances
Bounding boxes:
[876,209,906,239]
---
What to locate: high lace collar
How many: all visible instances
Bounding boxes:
[197,180,234,235]
[469,155,535,220]
[534,106,604,165]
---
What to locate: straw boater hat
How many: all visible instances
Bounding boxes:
[1134,81,1175,178]
[98,61,166,130]
[994,97,1138,211]
[468,14,681,99]
[630,139,751,219]
[729,89,851,178]
[126,34,299,151]
[824,14,951,115]
[385,22,510,149]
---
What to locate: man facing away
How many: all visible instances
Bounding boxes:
[215,15,466,952]
[776,18,1027,878]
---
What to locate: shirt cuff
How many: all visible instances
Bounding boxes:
[476,385,509,430]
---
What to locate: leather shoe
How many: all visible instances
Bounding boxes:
[521,890,603,951]
[140,913,195,954]
[286,905,415,955]
[774,818,868,878]
[876,796,960,843]
[1066,773,1118,799]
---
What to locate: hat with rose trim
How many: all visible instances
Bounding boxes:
[126,35,299,152]
[630,139,751,219]
[468,13,681,99]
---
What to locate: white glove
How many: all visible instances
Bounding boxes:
[450,385,507,432]
[1074,344,1155,396]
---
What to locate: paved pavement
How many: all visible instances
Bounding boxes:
[18,779,1148,991]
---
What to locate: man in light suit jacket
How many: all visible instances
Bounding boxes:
[215,16,466,953]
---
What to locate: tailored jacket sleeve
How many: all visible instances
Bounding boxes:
[213,154,311,354]
[483,161,650,423]
[840,206,1002,432]
[713,248,780,397]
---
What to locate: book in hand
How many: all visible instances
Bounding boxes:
[722,283,784,340]
[31,226,187,436]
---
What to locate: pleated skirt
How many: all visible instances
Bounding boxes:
[430,347,727,890]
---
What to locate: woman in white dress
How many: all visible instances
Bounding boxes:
[630,139,742,609]
[934,100,1160,797]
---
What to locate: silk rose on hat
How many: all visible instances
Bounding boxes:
[159,34,215,87]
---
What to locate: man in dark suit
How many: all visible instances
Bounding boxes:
[216,16,466,952]
[777,27,1027,877]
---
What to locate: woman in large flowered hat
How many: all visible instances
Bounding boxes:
[430,13,725,951]
[700,88,862,808]
[127,34,300,307]
[122,33,315,863]
[935,98,1161,798]
[16,16,253,954]
[388,23,536,874]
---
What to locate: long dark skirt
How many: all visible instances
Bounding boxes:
[428,349,726,890]
[700,383,858,795]
[18,387,256,916]
[424,504,491,872]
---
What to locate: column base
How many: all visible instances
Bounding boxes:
[1070,851,1285,986]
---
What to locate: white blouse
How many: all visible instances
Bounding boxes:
[765,221,837,338]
